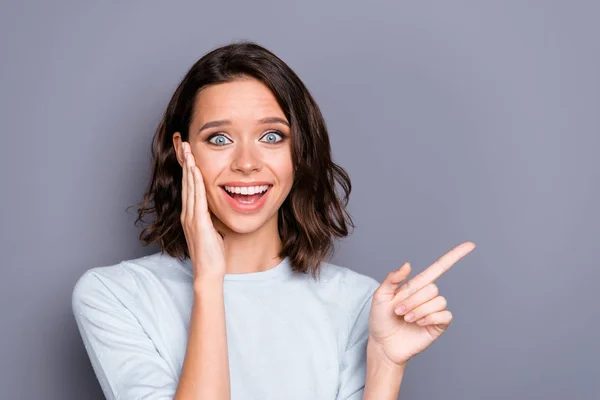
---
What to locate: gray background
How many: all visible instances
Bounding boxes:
[1,0,598,399]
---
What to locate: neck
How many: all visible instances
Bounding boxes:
[215,213,284,275]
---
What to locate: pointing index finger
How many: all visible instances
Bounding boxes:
[403,241,475,295]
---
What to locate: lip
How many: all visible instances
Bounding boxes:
[220,181,272,187]
[219,184,272,213]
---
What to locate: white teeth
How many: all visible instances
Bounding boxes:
[224,185,269,195]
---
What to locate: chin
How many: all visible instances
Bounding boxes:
[214,213,275,235]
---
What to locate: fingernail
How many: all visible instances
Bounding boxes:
[404,312,415,322]
[395,304,406,315]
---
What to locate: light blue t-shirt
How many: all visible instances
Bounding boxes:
[72,252,380,400]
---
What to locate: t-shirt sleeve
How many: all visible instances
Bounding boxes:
[336,276,380,400]
[71,268,178,400]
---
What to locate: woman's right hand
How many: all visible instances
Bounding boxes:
[180,141,227,281]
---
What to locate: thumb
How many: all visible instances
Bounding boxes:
[377,263,411,296]
[209,212,226,240]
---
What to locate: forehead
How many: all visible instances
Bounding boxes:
[193,78,286,123]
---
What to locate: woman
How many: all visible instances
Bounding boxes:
[72,40,475,400]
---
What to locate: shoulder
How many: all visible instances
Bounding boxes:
[71,251,188,313]
[319,260,380,292]
[317,260,381,310]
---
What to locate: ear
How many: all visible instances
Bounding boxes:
[172,132,184,167]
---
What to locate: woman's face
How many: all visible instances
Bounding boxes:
[175,77,294,235]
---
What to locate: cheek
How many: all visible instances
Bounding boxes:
[194,151,224,181]
[272,148,294,185]
[194,157,223,206]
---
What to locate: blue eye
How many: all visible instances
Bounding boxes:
[208,134,232,146]
[260,131,284,144]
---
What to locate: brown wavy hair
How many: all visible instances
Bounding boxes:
[132,40,353,279]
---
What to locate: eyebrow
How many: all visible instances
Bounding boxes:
[198,117,290,133]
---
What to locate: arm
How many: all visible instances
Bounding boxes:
[174,140,231,399]
[362,340,406,400]
[336,277,382,400]
[72,268,230,400]
[72,269,178,400]
[174,276,230,400]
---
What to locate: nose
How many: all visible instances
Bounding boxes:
[231,143,262,174]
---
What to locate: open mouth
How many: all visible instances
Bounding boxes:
[221,184,272,204]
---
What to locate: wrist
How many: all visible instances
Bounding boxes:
[367,337,408,371]
[364,339,406,399]
[193,273,224,293]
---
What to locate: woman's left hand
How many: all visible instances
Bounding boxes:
[367,241,476,367]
